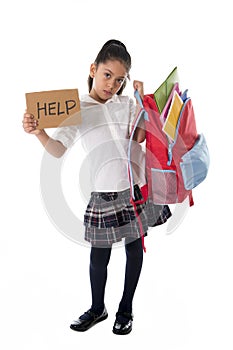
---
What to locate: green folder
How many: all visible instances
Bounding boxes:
[154,67,179,113]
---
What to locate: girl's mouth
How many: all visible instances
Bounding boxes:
[103,90,112,97]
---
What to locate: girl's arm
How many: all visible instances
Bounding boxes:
[133,119,146,143]
[23,113,67,158]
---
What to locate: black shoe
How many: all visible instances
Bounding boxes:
[70,307,108,332]
[112,311,133,335]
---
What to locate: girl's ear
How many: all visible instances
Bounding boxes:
[90,63,96,78]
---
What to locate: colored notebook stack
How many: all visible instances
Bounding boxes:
[154,67,184,141]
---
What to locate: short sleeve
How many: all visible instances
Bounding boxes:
[53,124,80,149]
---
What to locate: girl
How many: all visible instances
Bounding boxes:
[23,40,171,335]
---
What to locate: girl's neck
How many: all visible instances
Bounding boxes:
[89,90,108,104]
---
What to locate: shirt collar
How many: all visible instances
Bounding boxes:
[81,94,120,104]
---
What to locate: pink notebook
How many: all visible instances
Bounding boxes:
[160,82,180,124]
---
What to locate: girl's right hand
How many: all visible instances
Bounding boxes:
[22,113,43,135]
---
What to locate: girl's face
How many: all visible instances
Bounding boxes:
[89,60,128,103]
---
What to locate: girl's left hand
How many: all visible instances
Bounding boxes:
[133,80,144,100]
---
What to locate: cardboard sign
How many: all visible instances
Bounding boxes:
[25,89,81,129]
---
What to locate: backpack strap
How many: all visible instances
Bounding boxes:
[134,89,144,108]
[128,90,148,200]
[128,90,148,253]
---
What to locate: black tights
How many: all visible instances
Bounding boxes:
[89,238,143,314]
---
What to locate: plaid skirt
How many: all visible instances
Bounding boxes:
[84,185,172,247]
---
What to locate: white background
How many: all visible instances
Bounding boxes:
[1,0,232,349]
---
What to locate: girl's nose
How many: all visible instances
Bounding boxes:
[107,79,115,89]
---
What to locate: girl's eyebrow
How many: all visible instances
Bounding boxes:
[104,68,126,79]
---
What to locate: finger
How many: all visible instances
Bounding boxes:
[23,118,37,125]
[133,80,143,87]
[23,123,37,130]
[25,122,39,133]
[23,116,37,125]
[22,119,38,131]
[23,113,35,120]
[133,80,138,89]
[24,126,36,133]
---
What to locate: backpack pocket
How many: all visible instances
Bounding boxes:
[151,168,178,204]
[180,133,210,190]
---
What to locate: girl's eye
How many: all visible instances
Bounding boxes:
[104,73,111,79]
[117,78,124,84]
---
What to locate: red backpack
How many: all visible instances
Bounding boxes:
[128,88,209,208]
[128,74,210,253]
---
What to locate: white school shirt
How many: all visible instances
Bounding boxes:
[54,94,146,192]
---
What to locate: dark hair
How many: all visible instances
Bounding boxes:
[88,39,131,95]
